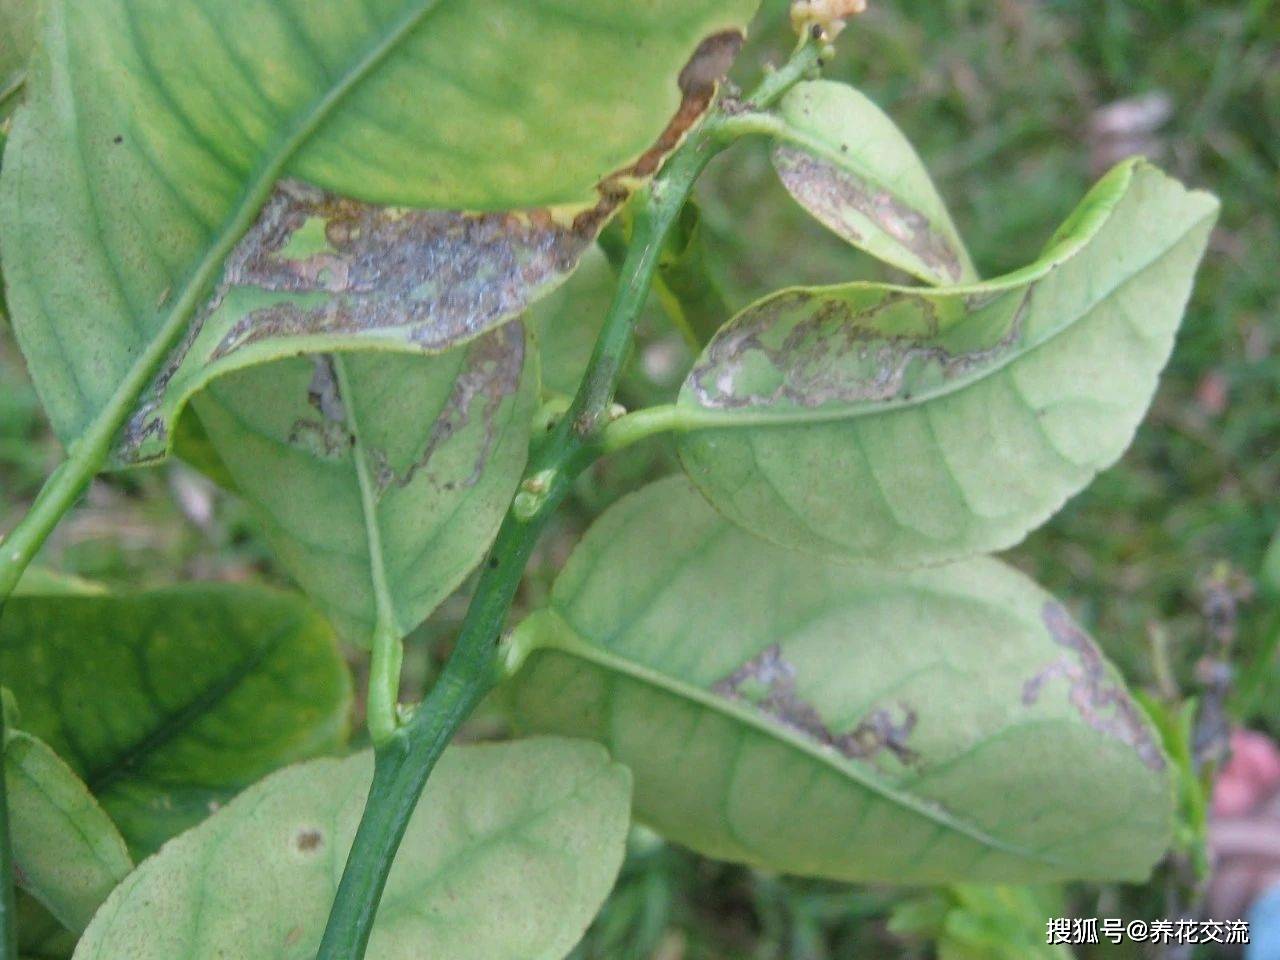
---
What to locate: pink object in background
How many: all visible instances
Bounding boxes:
[1214,729,1280,817]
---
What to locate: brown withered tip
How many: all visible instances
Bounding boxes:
[677,30,746,98]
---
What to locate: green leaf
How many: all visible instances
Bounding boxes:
[0,584,352,856]
[654,201,734,345]
[11,565,106,597]
[0,0,37,117]
[15,891,78,960]
[1,0,758,464]
[5,729,132,932]
[675,160,1218,565]
[74,739,631,960]
[505,477,1174,883]
[770,80,977,285]
[530,248,666,400]
[193,328,536,643]
[889,886,1071,960]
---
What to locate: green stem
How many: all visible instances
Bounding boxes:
[0,703,14,960]
[313,64,744,958]
[743,38,823,110]
[600,404,691,453]
[332,354,404,747]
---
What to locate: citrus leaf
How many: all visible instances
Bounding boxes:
[116,188,586,469]
[0,0,37,117]
[5,729,132,932]
[505,477,1174,884]
[676,159,1218,565]
[771,80,977,285]
[653,200,734,344]
[74,739,631,960]
[0,0,757,463]
[15,891,78,960]
[0,584,352,856]
[193,327,535,643]
[11,565,105,597]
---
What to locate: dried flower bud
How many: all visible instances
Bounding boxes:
[791,0,867,41]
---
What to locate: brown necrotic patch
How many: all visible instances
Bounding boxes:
[773,147,966,283]
[287,355,354,461]
[688,287,1029,411]
[1023,602,1165,771]
[371,323,524,495]
[713,644,918,765]
[209,181,594,359]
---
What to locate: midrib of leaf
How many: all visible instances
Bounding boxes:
[79,615,300,794]
[0,72,22,110]
[375,761,613,920]
[330,354,401,644]
[524,610,1069,868]
[7,737,128,882]
[59,0,450,468]
[678,185,1218,429]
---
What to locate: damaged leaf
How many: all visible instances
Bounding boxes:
[0,0,757,462]
[771,81,977,285]
[194,325,536,644]
[676,160,1218,566]
[5,728,132,932]
[73,739,631,960]
[505,477,1173,884]
[116,185,588,468]
[0,584,351,857]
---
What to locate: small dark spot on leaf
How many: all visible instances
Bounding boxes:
[294,828,324,852]
[112,134,123,145]
[488,556,500,569]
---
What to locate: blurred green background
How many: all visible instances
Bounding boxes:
[1,0,1276,957]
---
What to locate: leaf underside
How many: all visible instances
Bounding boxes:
[16,890,80,960]
[506,477,1173,884]
[5,729,132,932]
[73,739,632,960]
[195,325,536,643]
[771,80,978,286]
[0,584,352,857]
[676,160,1218,566]
[0,0,37,118]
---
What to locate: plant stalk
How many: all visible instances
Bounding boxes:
[314,79,738,959]
[0,702,14,960]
